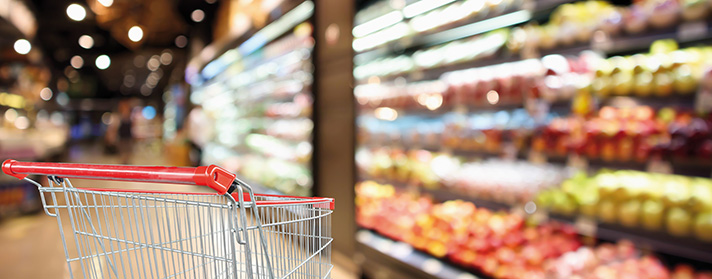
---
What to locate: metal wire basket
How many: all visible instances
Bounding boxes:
[2,160,334,279]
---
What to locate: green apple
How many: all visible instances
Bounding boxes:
[642,199,665,230]
[598,199,618,223]
[619,199,642,227]
[667,207,692,237]
[694,211,712,242]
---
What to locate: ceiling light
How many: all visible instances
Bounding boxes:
[66,4,87,21]
[70,55,84,69]
[128,26,143,42]
[40,87,53,101]
[352,11,403,37]
[98,0,113,7]
[147,55,160,71]
[160,51,173,65]
[175,35,188,48]
[191,9,205,22]
[13,39,31,55]
[78,35,94,49]
[403,0,455,18]
[95,54,111,70]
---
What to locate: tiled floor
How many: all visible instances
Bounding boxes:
[0,141,356,279]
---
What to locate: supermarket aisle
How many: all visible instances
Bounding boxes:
[0,142,355,279]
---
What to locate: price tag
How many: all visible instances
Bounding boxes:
[422,259,443,275]
[567,154,588,170]
[529,207,549,224]
[502,142,518,161]
[575,216,598,237]
[528,150,547,164]
[696,89,712,114]
[677,21,708,41]
[456,273,478,279]
[410,70,424,81]
[390,242,413,259]
[511,204,527,217]
[591,31,613,52]
[647,159,673,174]
[453,104,468,115]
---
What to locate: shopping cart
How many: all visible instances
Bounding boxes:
[1,160,334,279]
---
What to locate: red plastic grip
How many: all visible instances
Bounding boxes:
[1,159,235,194]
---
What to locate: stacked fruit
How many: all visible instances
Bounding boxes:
[536,170,712,242]
[355,52,596,112]
[356,181,582,279]
[356,181,433,241]
[544,241,712,279]
[356,148,452,188]
[440,109,537,153]
[590,42,712,97]
[537,105,712,161]
[508,0,711,54]
[445,159,571,204]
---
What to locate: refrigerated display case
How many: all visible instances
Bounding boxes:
[189,0,315,196]
[353,0,712,278]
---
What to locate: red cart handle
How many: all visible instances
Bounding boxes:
[2,159,236,194]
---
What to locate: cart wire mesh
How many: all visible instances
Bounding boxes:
[27,177,333,279]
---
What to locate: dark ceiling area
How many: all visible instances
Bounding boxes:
[25,0,219,99]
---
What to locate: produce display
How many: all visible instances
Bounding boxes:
[355,52,596,111]
[356,181,712,279]
[358,109,547,151]
[353,29,509,80]
[356,147,445,188]
[354,0,712,276]
[537,170,712,242]
[191,22,315,196]
[353,0,523,52]
[446,160,570,204]
[508,0,712,53]
[538,105,712,161]
[356,146,571,204]
[356,181,582,279]
[545,243,712,279]
[590,41,712,97]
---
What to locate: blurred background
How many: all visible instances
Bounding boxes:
[2,0,712,278]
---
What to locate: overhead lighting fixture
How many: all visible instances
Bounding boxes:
[352,11,403,37]
[70,55,84,69]
[95,54,111,70]
[160,50,173,65]
[147,55,160,71]
[66,4,87,21]
[97,0,113,7]
[128,26,144,42]
[402,0,456,18]
[424,10,531,46]
[40,87,53,101]
[175,35,188,48]
[238,0,314,56]
[191,9,205,22]
[13,39,31,55]
[78,35,94,49]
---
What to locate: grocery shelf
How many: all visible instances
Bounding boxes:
[355,0,580,60]
[598,94,698,109]
[360,175,712,265]
[546,154,712,178]
[596,20,712,56]
[550,214,712,265]
[359,175,517,211]
[355,9,529,60]
[356,229,486,279]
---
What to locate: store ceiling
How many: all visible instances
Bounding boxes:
[20,0,219,99]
